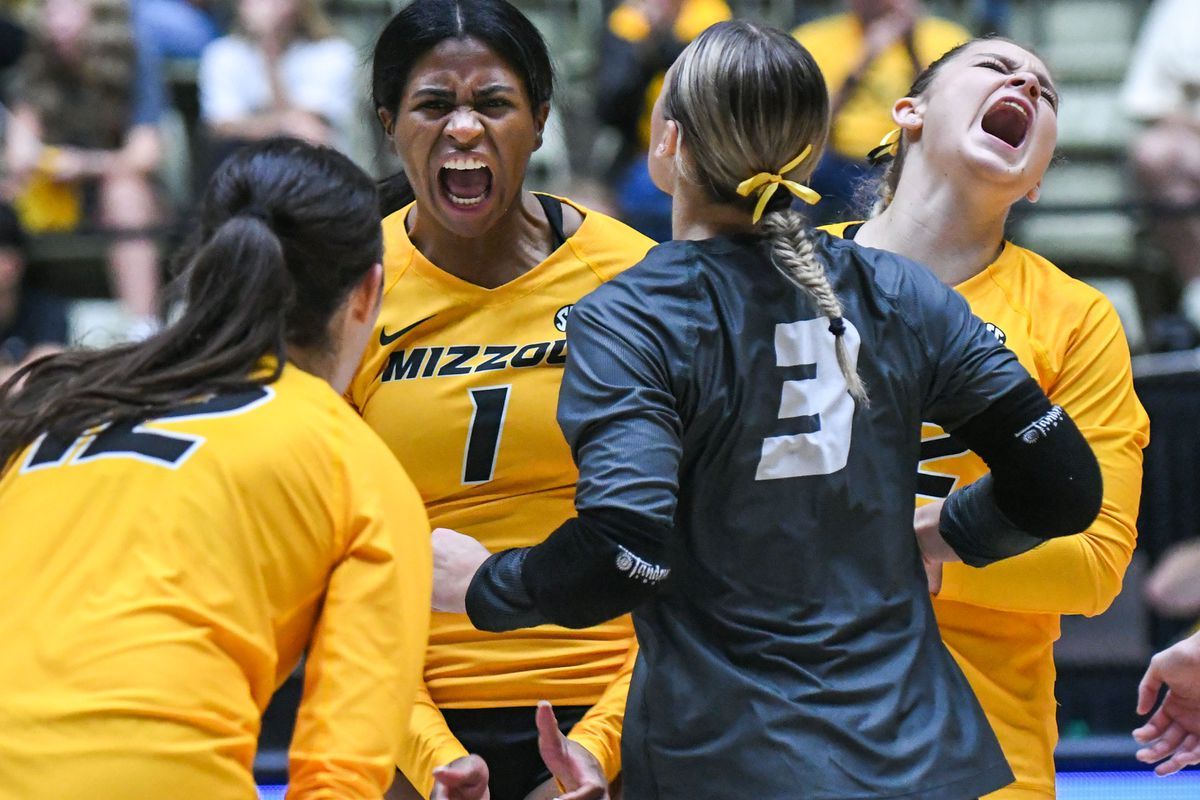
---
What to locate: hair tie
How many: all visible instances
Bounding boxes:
[867,128,902,166]
[828,316,846,337]
[735,145,822,224]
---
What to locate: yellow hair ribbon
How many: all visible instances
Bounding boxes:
[735,145,821,224]
[866,128,902,165]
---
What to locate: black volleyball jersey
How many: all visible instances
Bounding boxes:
[557,231,1029,799]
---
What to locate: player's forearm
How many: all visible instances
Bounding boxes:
[467,508,671,632]
[940,379,1102,567]
[399,691,471,799]
[937,514,1133,615]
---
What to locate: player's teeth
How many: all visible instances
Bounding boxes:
[443,158,487,170]
[449,194,484,206]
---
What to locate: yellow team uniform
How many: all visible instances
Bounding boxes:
[606,0,732,150]
[0,364,432,799]
[348,197,654,796]
[825,223,1149,798]
[794,14,968,160]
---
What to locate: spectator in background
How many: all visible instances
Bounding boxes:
[0,202,68,384]
[198,0,357,160]
[595,0,731,242]
[1135,630,1200,775]
[793,0,968,222]
[1122,0,1200,331]
[133,0,220,62]
[3,0,165,339]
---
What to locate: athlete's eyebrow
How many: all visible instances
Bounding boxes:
[475,84,517,96]
[411,87,456,100]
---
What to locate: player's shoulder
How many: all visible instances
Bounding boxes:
[812,226,947,302]
[573,239,699,323]
[994,242,1115,316]
[380,205,418,291]
[269,366,410,477]
[553,194,656,282]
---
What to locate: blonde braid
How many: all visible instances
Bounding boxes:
[761,209,869,404]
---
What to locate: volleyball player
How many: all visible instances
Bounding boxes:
[0,139,431,799]
[348,2,653,798]
[432,21,1103,799]
[825,38,1149,798]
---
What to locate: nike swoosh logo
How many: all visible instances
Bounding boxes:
[379,314,436,347]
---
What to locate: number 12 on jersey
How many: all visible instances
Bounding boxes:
[756,318,860,481]
[463,385,511,484]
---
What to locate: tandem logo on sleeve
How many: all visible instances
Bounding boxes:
[615,545,671,585]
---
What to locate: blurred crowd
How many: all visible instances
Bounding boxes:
[0,0,1198,362]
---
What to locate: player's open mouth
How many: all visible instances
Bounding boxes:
[981,98,1031,149]
[439,157,493,207]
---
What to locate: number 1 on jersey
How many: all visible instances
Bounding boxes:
[463,386,511,484]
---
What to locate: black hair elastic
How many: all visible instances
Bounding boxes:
[828,317,846,337]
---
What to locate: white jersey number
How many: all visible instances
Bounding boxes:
[755,318,860,480]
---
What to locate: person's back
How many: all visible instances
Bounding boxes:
[0,138,431,799]
[432,21,1102,800]
[567,231,1018,798]
[0,364,426,797]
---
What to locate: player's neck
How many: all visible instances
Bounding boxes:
[856,175,1008,287]
[408,193,555,289]
[670,187,756,241]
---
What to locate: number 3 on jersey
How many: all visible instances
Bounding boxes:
[463,385,511,484]
[756,318,860,480]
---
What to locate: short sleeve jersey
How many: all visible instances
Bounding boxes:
[557,232,1034,800]
[0,364,431,799]
[347,198,654,711]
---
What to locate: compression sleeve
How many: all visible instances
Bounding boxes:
[940,376,1103,567]
[467,508,672,631]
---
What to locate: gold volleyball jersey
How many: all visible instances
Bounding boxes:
[348,197,654,793]
[794,14,968,160]
[0,364,431,799]
[825,223,1149,798]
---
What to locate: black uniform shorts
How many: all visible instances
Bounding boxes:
[442,704,591,800]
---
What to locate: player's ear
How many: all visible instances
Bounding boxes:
[1025,180,1042,204]
[532,101,550,151]
[657,119,681,159]
[350,263,385,324]
[377,107,395,138]
[892,96,924,135]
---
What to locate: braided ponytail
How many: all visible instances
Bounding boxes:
[761,209,868,403]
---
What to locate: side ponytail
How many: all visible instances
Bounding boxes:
[761,209,868,404]
[0,138,382,467]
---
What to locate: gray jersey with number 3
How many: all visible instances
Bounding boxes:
[557,231,1029,800]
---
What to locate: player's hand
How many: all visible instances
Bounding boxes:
[431,755,491,800]
[534,701,608,800]
[1134,633,1200,775]
[432,527,492,614]
[913,500,960,565]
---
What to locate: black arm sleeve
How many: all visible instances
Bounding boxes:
[940,376,1103,567]
[466,506,672,632]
